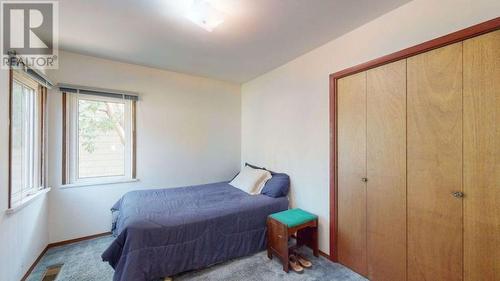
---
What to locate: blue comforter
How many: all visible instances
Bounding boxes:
[102,182,289,281]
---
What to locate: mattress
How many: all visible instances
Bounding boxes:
[101,181,289,281]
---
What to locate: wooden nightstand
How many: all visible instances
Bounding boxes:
[266,208,319,272]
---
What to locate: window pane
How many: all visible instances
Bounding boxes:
[24,86,35,190]
[11,81,37,203]
[78,99,125,178]
[11,81,25,200]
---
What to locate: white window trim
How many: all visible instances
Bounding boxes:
[65,93,134,186]
[60,178,139,189]
[6,188,51,214]
[10,72,45,207]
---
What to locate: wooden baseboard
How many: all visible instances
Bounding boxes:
[319,250,332,261]
[20,246,48,281]
[47,232,111,248]
[20,232,111,281]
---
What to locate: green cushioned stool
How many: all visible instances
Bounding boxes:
[270,208,318,228]
[267,208,319,272]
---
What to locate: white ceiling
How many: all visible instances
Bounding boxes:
[58,0,411,83]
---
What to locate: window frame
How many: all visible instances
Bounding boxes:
[8,70,47,208]
[63,92,136,186]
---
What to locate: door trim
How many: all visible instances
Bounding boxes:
[329,17,500,261]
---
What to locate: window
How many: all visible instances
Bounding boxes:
[64,93,136,185]
[9,71,47,208]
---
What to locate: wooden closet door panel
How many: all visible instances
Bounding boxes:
[367,60,407,281]
[337,72,367,276]
[463,30,500,281]
[407,43,463,281]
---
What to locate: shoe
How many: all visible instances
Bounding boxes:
[295,253,312,268]
[289,255,304,273]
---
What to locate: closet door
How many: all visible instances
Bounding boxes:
[366,60,407,281]
[463,30,500,281]
[337,72,367,276]
[407,42,463,281]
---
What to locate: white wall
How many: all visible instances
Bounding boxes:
[241,0,500,254]
[0,70,49,280]
[47,51,241,243]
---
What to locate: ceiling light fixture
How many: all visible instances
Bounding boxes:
[185,0,225,32]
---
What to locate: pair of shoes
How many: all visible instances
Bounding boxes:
[289,253,312,273]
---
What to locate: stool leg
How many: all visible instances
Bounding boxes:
[282,227,290,272]
[266,218,274,260]
[282,237,289,273]
[283,257,289,273]
[312,223,319,257]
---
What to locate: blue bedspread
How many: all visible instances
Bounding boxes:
[101,182,289,281]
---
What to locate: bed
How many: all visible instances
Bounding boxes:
[101,181,289,281]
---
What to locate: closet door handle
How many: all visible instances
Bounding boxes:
[361,178,368,183]
[451,191,464,198]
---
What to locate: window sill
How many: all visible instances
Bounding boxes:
[60,178,139,189]
[6,188,51,215]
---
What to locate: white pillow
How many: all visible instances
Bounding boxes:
[254,169,272,194]
[230,166,272,195]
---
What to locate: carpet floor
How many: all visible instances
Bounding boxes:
[27,236,367,281]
